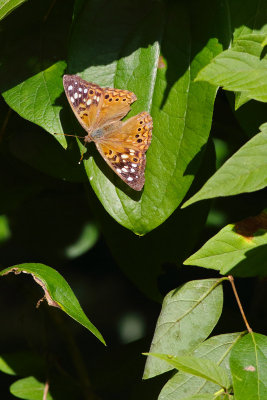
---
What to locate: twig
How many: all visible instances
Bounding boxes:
[43,0,57,22]
[43,380,49,400]
[228,275,252,333]
[0,108,12,144]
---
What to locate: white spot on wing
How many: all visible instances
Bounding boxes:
[121,154,128,159]
[87,99,92,105]
[116,168,121,173]
[84,89,88,93]
[96,96,100,102]
[132,163,137,167]
[70,96,74,103]
[68,85,73,91]
[122,168,128,172]
[78,88,82,92]
[131,168,135,172]
[74,93,78,99]
[127,177,133,181]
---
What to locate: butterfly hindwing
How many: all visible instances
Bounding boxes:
[96,112,152,191]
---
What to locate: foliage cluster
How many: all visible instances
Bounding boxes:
[0,0,267,399]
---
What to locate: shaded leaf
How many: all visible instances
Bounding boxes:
[145,353,230,389]
[0,351,45,377]
[159,332,243,400]
[183,124,267,207]
[230,332,267,400]
[184,210,267,276]
[0,263,105,344]
[143,279,223,379]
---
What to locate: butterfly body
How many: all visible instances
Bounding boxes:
[63,75,152,191]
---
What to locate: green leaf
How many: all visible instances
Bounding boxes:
[179,395,218,400]
[143,279,224,379]
[230,332,267,400]
[196,50,267,104]
[65,0,224,234]
[92,139,216,302]
[184,209,267,276]
[0,0,27,21]
[145,353,230,389]
[0,352,45,377]
[0,263,105,344]
[183,123,267,208]
[159,332,244,400]
[0,214,11,244]
[2,61,67,148]
[10,376,53,400]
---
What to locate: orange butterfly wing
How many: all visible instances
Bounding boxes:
[96,112,152,191]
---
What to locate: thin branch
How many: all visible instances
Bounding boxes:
[228,275,252,333]
[43,380,49,400]
[43,0,57,22]
[0,108,12,144]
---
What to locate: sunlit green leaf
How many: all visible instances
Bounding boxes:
[145,353,230,389]
[2,61,67,148]
[230,332,267,400]
[65,0,224,234]
[183,124,267,207]
[159,333,243,400]
[0,0,28,21]
[184,209,267,276]
[143,279,223,379]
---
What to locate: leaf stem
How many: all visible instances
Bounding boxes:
[43,380,49,400]
[0,108,12,144]
[228,275,252,333]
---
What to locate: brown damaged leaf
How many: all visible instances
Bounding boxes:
[234,211,267,240]
[157,55,166,69]
[3,267,60,308]
[1,263,105,343]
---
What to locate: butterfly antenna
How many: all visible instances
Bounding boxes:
[54,133,85,139]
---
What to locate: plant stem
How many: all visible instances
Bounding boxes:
[43,380,49,400]
[228,275,252,333]
[0,108,11,144]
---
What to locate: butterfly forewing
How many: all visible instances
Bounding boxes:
[96,112,152,191]
[63,75,103,135]
[97,87,137,128]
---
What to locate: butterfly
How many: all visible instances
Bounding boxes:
[63,75,152,191]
